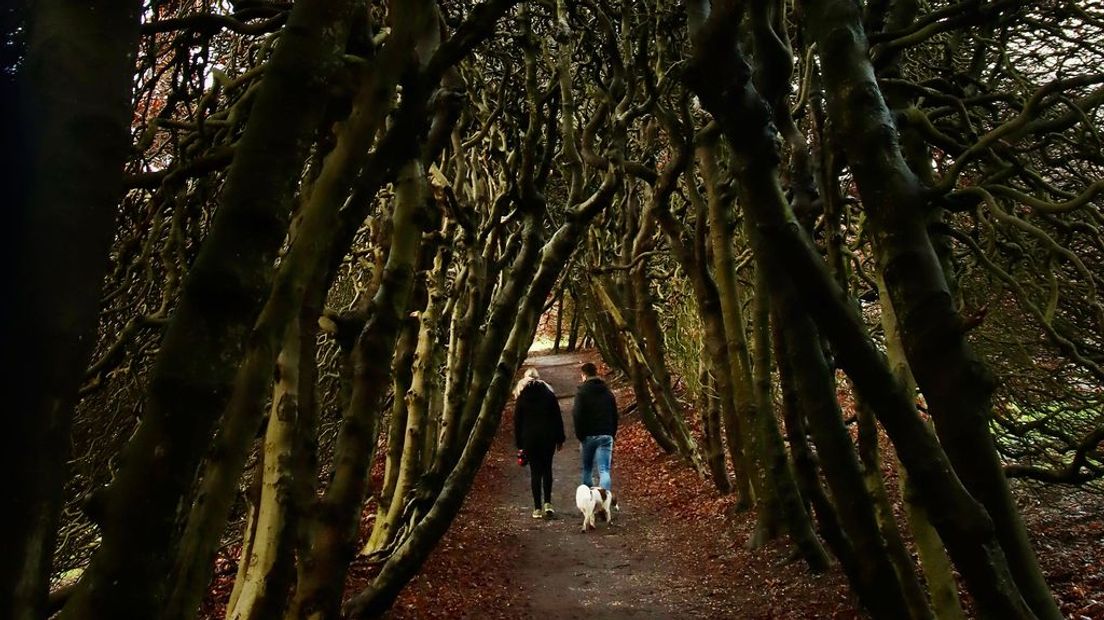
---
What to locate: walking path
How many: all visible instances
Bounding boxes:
[505,353,728,617]
[385,351,859,619]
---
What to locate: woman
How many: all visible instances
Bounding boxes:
[514,368,565,518]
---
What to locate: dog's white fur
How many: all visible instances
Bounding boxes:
[575,484,618,532]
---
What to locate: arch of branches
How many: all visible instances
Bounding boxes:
[6,0,1103,619]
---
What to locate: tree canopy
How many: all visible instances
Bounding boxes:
[5,0,1104,618]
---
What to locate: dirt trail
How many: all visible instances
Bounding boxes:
[492,352,732,618]
[209,355,1101,619]
[385,350,858,619]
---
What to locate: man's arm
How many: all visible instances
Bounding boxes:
[609,390,618,439]
[572,390,585,442]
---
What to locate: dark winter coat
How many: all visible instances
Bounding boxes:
[571,377,618,442]
[514,380,565,450]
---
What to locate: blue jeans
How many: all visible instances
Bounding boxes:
[580,435,613,491]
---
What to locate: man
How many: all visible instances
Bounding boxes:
[572,362,618,491]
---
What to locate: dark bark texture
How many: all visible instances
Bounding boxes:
[4,2,141,617]
[58,1,357,615]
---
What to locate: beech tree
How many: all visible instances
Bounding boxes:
[9,0,1103,619]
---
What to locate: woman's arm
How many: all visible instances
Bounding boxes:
[514,397,525,449]
[549,390,566,444]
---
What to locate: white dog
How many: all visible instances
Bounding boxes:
[575,484,618,532]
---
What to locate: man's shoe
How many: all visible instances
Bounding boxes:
[532,508,543,518]
[543,502,555,516]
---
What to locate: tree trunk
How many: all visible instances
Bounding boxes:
[630,263,707,470]
[342,172,618,619]
[435,259,486,473]
[804,2,1058,617]
[746,261,829,572]
[422,360,445,473]
[225,478,261,617]
[701,142,777,540]
[591,275,702,463]
[591,277,679,453]
[287,158,431,620]
[698,357,733,493]
[627,186,706,470]
[450,214,545,460]
[878,272,966,620]
[855,396,936,619]
[773,321,854,569]
[651,172,750,502]
[225,325,302,620]
[689,6,1037,616]
[413,243,451,515]
[5,2,140,617]
[59,3,357,616]
[581,298,632,376]
[554,0,585,206]
[366,235,451,558]
[771,286,922,618]
[163,31,410,615]
[629,357,679,453]
[567,289,582,352]
[365,318,418,553]
[553,289,565,353]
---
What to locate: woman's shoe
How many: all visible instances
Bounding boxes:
[532,508,543,518]
[543,502,555,517]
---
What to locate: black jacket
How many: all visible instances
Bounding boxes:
[514,381,565,450]
[572,377,618,441]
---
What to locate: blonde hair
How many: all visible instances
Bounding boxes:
[514,367,542,397]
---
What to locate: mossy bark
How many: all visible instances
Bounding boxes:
[364,318,418,553]
[697,358,733,493]
[855,395,936,620]
[628,191,706,469]
[773,323,854,568]
[58,2,356,616]
[567,290,582,352]
[342,173,619,618]
[630,358,680,453]
[746,258,830,572]
[366,236,451,557]
[772,302,919,618]
[435,259,486,472]
[162,26,413,615]
[631,264,706,468]
[225,325,302,620]
[804,2,1058,617]
[287,159,430,620]
[653,171,750,500]
[878,272,966,620]
[688,6,1032,617]
[591,276,679,453]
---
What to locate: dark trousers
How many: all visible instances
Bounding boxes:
[527,444,555,508]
